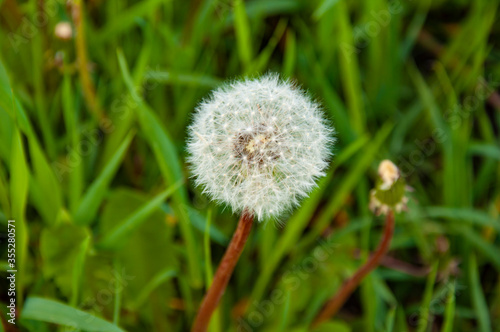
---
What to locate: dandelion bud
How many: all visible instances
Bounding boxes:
[188,74,334,221]
[55,22,73,40]
[369,160,408,215]
[378,159,400,189]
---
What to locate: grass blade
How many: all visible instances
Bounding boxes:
[22,297,125,332]
[441,281,455,332]
[417,261,438,332]
[74,131,135,225]
[10,128,29,307]
[468,253,492,332]
[94,0,165,43]
[336,0,365,134]
[117,49,201,287]
[97,180,183,249]
[234,0,253,70]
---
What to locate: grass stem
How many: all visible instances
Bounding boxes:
[72,0,104,121]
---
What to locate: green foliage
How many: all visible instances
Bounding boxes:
[40,222,90,298]
[0,0,499,331]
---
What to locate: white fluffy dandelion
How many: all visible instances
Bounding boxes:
[188,74,334,221]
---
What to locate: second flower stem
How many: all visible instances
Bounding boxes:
[191,211,254,332]
[312,210,395,327]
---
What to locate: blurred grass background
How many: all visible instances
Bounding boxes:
[0,0,499,331]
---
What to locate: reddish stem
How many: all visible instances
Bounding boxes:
[312,210,395,327]
[191,211,254,332]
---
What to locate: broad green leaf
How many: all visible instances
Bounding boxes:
[40,222,90,298]
[132,268,177,308]
[97,188,178,319]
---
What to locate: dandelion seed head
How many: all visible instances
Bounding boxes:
[187,74,334,221]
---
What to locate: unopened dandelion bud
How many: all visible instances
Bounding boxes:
[378,159,400,189]
[54,22,73,40]
[370,160,408,215]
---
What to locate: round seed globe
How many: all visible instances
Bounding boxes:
[188,74,334,221]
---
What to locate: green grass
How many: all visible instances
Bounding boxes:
[0,0,499,331]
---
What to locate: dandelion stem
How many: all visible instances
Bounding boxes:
[312,210,395,327]
[191,211,254,332]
